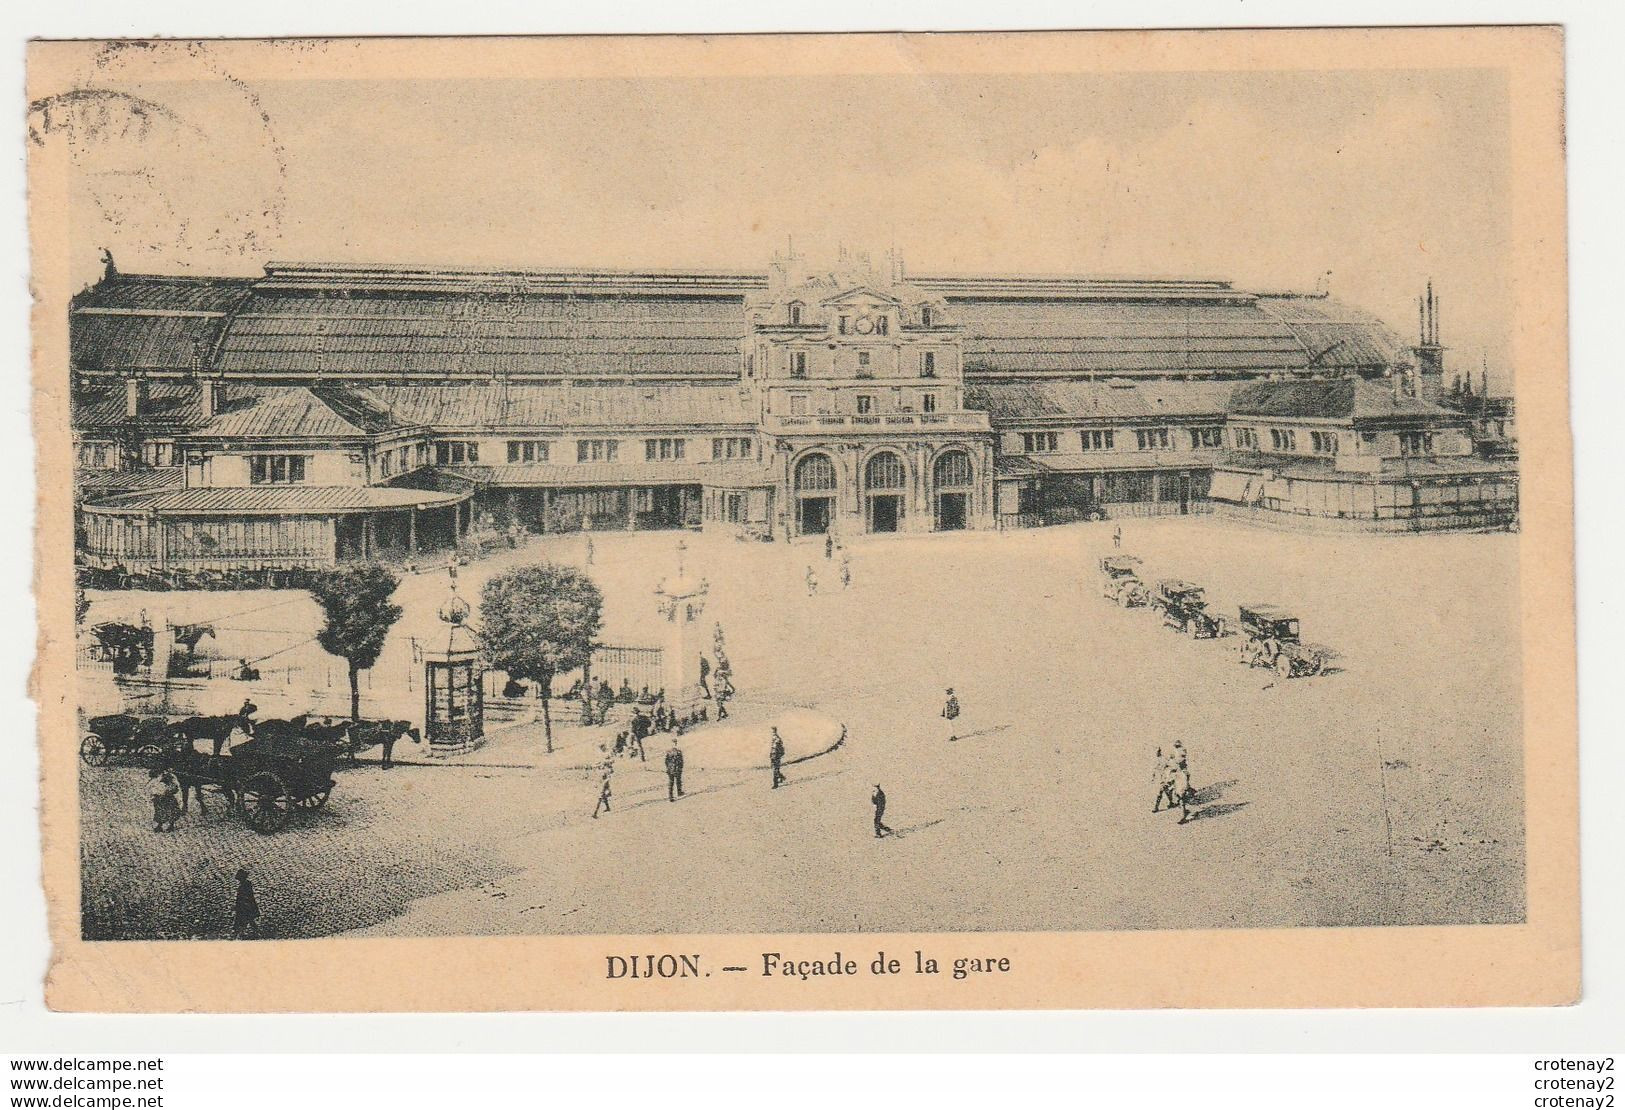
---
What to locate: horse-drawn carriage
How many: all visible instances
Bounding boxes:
[173,729,339,834]
[80,714,179,767]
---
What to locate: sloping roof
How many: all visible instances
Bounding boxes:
[1228,379,1451,422]
[371,384,757,429]
[85,484,468,516]
[965,380,1237,423]
[75,468,186,498]
[189,386,408,439]
[71,382,270,431]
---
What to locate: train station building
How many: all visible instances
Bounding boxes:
[68,250,1517,578]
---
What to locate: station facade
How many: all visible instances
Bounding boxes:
[68,251,1517,577]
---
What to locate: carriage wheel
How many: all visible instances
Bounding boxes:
[137,743,164,759]
[1274,653,1294,678]
[295,786,332,810]
[80,735,109,767]
[239,772,292,833]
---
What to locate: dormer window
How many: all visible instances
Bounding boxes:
[921,305,935,327]
[875,315,889,336]
[788,301,804,326]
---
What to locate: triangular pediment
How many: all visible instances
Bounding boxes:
[820,285,902,306]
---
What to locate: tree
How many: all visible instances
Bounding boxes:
[480,562,603,753]
[309,562,404,724]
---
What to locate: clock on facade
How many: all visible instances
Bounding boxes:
[853,315,876,335]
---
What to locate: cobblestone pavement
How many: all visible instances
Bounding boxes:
[78,518,1526,938]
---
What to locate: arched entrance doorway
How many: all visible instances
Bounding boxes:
[864,451,907,533]
[933,449,973,531]
[794,453,838,536]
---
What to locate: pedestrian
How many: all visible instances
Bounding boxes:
[664,741,686,802]
[715,689,730,720]
[840,552,852,589]
[806,566,818,596]
[1170,739,1195,808]
[232,868,260,938]
[1152,748,1191,824]
[871,784,894,838]
[769,727,787,790]
[630,709,651,761]
[942,687,961,743]
[699,653,712,699]
[1113,525,1122,549]
[147,767,180,832]
[825,533,834,560]
[593,761,614,819]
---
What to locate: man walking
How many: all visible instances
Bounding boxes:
[630,709,650,762]
[840,551,852,589]
[942,687,961,743]
[1153,747,1191,824]
[871,784,894,838]
[592,760,614,819]
[769,727,787,790]
[806,566,819,596]
[665,741,686,802]
[825,533,834,560]
[698,653,712,699]
[232,867,260,938]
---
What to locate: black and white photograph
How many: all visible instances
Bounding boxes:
[24,28,1579,1013]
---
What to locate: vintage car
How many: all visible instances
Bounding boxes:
[1098,555,1150,607]
[1154,580,1227,638]
[1236,604,1327,677]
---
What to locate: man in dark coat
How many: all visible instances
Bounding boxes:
[630,710,650,761]
[698,654,712,699]
[942,687,961,743]
[871,784,894,838]
[664,742,685,802]
[233,867,260,938]
[769,727,787,789]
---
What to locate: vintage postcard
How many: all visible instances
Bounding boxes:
[28,29,1576,1011]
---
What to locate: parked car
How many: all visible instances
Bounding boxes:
[1237,604,1328,677]
[1154,580,1227,638]
[1098,555,1150,607]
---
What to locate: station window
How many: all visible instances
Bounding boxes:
[1309,431,1340,455]
[507,440,551,463]
[921,306,935,327]
[1135,428,1172,451]
[1022,431,1059,453]
[856,395,875,415]
[922,351,937,378]
[788,394,808,416]
[435,441,480,466]
[712,436,754,461]
[249,454,308,484]
[1399,431,1433,457]
[921,393,938,413]
[857,350,873,377]
[1189,427,1224,449]
[142,442,176,467]
[1233,427,1258,450]
[1080,429,1115,451]
[644,438,687,462]
[1268,428,1298,452]
[790,351,808,378]
[576,439,619,463]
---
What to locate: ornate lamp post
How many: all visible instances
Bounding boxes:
[424,565,485,756]
[654,539,710,722]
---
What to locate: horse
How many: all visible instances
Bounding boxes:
[302,718,356,761]
[171,712,252,758]
[349,719,418,769]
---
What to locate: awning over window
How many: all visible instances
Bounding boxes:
[1208,470,1254,503]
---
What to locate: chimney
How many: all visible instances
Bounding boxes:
[199,377,218,420]
[124,376,147,418]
